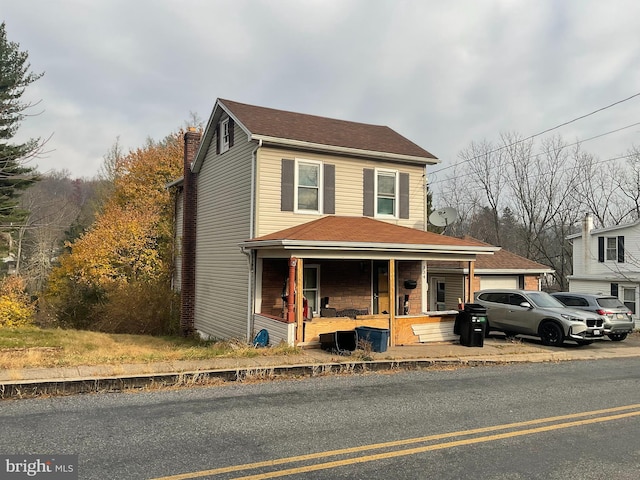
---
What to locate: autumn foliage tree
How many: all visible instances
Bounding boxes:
[45,132,185,334]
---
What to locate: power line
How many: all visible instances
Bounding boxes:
[430,92,640,176]
[429,120,640,187]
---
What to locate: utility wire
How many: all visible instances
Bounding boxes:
[428,120,640,187]
[430,92,640,176]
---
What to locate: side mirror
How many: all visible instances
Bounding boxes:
[520,302,532,309]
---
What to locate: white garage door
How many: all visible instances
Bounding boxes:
[480,276,519,290]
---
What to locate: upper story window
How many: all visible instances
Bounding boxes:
[375,169,398,218]
[295,159,322,213]
[281,159,335,215]
[606,237,617,261]
[598,235,625,263]
[219,118,230,153]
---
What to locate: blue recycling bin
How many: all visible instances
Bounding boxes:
[355,326,390,352]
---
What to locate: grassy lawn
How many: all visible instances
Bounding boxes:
[0,327,301,369]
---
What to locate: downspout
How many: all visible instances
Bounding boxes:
[583,212,593,276]
[423,165,429,232]
[243,139,261,341]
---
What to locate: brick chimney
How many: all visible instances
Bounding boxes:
[180,127,201,336]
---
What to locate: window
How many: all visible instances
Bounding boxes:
[375,169,398,217]
[598,236,624,263]
[606,237,617,261]
[295,160,322,213]
[220,118,230,153]
[303,265,320,316]
[623,287,636,314]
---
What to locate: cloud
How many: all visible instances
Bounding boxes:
[3,0,640,181]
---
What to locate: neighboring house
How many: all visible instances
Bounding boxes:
[429,245,554,309]
[171,99,498,346]
[568,213,639,318]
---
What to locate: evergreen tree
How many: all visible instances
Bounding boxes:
[0,22,42,226]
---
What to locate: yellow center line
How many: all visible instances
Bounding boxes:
[151,404,640,480]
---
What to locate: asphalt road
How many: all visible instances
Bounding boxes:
[2,359,640,479]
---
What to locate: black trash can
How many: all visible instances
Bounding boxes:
[319,330,357,354]
[458,303,487,347]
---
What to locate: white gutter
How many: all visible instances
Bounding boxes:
[243,138,261,342]
[251,134,439,165]
[240,239,498,254]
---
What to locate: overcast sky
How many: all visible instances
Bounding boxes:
[4,0,640,185]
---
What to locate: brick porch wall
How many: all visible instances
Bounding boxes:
[261,258,289,318]
[397,261,423,315]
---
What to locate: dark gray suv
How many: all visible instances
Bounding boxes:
[551,292,634,341]
[475,289,605,346]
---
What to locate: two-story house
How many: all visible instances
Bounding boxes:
[568,213,639,319]
[172,99,498,347]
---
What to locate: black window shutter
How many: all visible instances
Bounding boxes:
[363,169,374,217]
[597,236,604,262]
[215,124,220,154]
[323,164,335,215]
[618,236,625,263]
[399,172,409,219]
[611,283,619,297]
[281,159,295,212]
[229,119,235,147]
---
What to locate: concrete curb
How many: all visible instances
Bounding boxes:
[3,335,640,400]
[0,353,572,400]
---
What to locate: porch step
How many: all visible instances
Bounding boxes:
[411,322,458,343]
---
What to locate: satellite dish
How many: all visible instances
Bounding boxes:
[429,207,458,227]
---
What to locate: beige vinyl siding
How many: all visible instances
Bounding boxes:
[443,273,464,310]
[194,130,254,339]
[255,146,427,237]
[173,189,184,292]
[428,273,464,310]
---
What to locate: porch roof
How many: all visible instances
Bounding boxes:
[240,216,499,256]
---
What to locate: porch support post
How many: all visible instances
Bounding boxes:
[287,257,297,323]
[295,258,304,344]
[468,260,475,303]
[389,259,396,347]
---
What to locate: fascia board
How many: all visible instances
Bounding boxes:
[251,134,439,165]
[192,99,255,173]
[240,239,498,254]
[466,268,555,274]
[567,219,640,239]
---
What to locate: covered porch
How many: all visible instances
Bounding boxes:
[241,217,498,347]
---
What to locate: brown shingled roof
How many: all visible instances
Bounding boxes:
[248,216,493,249]
[219,99,437,160]
[474,247,552,271]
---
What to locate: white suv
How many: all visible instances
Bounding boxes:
[551,292,634,341]
[475,289,605,346]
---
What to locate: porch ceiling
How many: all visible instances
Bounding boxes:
[240,216,499,258]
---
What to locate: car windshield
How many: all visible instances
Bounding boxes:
[526,291,565,308]
[597,297,627,309]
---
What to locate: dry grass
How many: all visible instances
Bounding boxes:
[0,327,301,369]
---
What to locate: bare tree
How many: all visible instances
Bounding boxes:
[460,139,509,245]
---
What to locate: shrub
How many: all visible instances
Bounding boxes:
[0,276,35,327]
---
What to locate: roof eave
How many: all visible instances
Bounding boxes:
[470,268,555,274]
[251,134,439,165]
[240,239,498,254]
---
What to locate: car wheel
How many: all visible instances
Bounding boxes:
[539,322,564,346]
[608,333,628,342]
